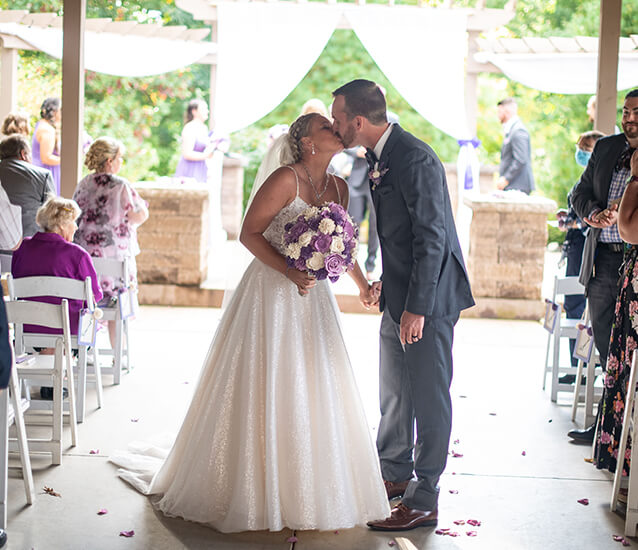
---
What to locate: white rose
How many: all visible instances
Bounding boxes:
[287,242,301,260]
[335,225,343,234]
[330,236,345,254]
[306,252,325,271]
[304,206,319,221]
[298,231,313,247]
[372,170,381,179]
[319,218,336,235]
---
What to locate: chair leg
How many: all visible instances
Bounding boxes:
[585,357,597,428]
[92,346,103,409]
[9,369,33,506]
[543,332,552,390]
[76,346,87,424]
[571,358,585,422]
[113,320,123,386]
[64,345,78,448]
[626,399,638,536]
[124,317,131,371]
[551,330,561,402]
[52,368,63,466]
[0,389,8,530]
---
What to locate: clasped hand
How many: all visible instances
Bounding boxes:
[360,281,382,309]
[585,203,619,228]
[286,268,316,296]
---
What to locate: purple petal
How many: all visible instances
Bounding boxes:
[97,508,108,515]
[577,498,589,505]
[119,530,135,537]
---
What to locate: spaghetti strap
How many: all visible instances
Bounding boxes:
[333,174,342,205]
[284,165,300,198]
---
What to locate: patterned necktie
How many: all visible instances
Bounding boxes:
[365,148,378,169]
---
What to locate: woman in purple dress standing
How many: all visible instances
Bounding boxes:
[174,99,215,183]
[32,97,61,194]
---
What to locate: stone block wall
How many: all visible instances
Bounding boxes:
[221,155,246,240]
[443,163,498,217]
[134,183,210,286]
[463,194,556,319]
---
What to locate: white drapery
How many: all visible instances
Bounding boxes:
[475,52,638,95]
[215,4,470,140]
[0,22,216,77]
[344,6,469,140]
[215,3,342,133]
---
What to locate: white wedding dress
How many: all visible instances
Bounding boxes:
[110,180,390,533]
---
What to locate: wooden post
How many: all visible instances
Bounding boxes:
[465,30,480,138]
[594,0,621,135]
[0,47,18,123]
[208,19,218,130]
[60,0,86,198]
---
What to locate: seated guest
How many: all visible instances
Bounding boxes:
[11,196,103,337]
[74,137,148,346]
[0,134,56,237]
[1,112,29,137]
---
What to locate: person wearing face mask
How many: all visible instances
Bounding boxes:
[556,131,605,384]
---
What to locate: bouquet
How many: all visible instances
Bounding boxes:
[283,202,359,282]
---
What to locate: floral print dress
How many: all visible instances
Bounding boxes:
[594,245,638,475]
[73,173,145,302]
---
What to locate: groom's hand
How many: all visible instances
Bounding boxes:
[360,283,379,308]
[400,311,424,345]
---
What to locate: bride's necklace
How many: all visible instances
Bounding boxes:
[301,162,328,202]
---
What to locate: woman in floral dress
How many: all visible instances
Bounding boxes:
[73,137,148,346]
[594,150,638,474]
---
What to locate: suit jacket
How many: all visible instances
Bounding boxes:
[570,133,629,287]
[499,119,535,194]
[371,125,474,323]
[0,159,55,237]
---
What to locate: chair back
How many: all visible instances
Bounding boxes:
[91,257,129,283]
[7,275,95,310]
[0,254,11,275]
[5,300,70,334]
[553,276,585,298]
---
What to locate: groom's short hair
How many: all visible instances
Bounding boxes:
[332,80,387,126]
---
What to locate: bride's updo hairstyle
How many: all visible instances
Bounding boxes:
[286,113,319,164]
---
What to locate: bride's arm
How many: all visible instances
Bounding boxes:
[240,168,316,294]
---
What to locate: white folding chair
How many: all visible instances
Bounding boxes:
[0,346,35,529]
[7,275,102,423]
[570,302,604,427]
[542,275,586,402]
[91,257,134,385]
[5,300,78,465]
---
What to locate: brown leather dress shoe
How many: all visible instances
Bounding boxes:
[384,479,411,499]
[367,503,438,531]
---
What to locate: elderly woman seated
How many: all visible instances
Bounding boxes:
[11,196,103,334]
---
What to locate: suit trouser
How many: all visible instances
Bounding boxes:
[376,308,458,511]
[587,246,623,370]
[348,191,379,273]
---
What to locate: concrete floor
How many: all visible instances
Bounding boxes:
[4,305,630,549]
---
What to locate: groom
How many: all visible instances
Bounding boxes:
[332,80,474,530]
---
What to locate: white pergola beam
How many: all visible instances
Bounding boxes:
[0,48,17,117]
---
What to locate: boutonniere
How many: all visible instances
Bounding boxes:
[369,162,389,191]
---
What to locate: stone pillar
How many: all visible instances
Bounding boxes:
[134,182,210,287]
[221,155,246,240]
[463,194,556,320]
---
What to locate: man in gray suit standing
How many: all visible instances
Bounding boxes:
[496,97,535,194]
[0,134,55,237]
[332,80,474,531]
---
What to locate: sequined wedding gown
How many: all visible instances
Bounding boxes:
[111,195,390,533]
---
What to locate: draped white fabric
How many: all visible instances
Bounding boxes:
[215,3,342,133]
[344,6,470,140]
[475,52,638,95]
[0,22,216,77]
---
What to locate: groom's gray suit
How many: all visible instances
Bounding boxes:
[370,124,474,511]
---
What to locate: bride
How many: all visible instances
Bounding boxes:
[111,113,390,533]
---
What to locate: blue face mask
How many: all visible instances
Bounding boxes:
[575,149,592,167]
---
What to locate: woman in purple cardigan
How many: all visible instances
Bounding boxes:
[11,196,103,336]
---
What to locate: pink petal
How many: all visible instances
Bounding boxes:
[89,449,99,455]
[449,531,460,537]
[467,519,482,526]
[97,508,108,515]
[286,536,298,543]
[449,489,459,494]
[119,530,135,537]
[489,412,497,416]
[521,451,527,456]
[451,451,464,458]
[130,418,139,423]
[577,498,590,506]
[388,542,396,547]
[614,535,624,541]
[453,439,460,445]
[467,531,478,537]
[334,530,339,534]
[453,519,466,525]
[435,528,450,535]
[623,540,631,547]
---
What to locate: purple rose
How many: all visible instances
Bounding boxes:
[300,246,313,260]
[325,254,346,277]
[342,221,354,242]
[294,257,307,271]
[315,268,328,280]
[308,217,321,231]
[289,220,308,241]
[314,234,332,253]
